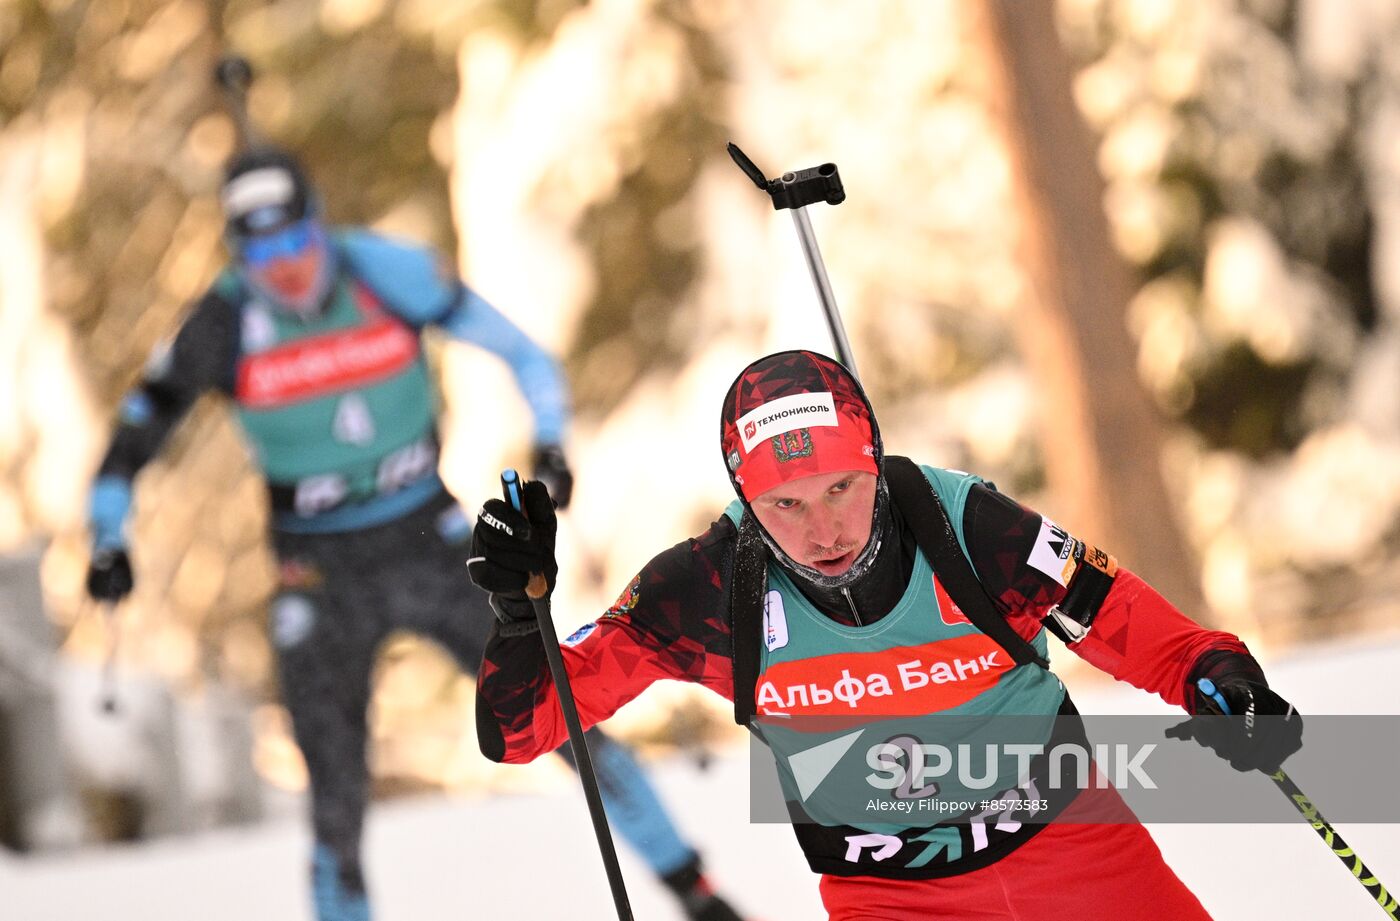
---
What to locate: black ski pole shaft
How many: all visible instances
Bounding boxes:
[98,600,120,715]
[1269,768,1398,918]
[213,54,260,150]
[1195,678,1397,917]
[502,469,634,921]
[726,141,861,381]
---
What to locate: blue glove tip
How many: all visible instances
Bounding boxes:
[500,468,523,512]
[1196,677,1231,715]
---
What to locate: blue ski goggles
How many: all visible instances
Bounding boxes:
[239,218,322,266]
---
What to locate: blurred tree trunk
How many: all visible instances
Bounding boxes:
[967,1,1208,619]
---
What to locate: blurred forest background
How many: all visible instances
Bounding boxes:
[1,0,1399,848]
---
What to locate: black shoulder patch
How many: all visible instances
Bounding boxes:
[698,513,738,548]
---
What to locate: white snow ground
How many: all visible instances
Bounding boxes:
[3,633,1398,921]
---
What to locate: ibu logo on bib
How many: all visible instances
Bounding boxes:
[764,590,789,652]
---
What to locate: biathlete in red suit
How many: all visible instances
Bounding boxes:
[466,350,1304,920]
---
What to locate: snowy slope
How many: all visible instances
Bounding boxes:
[3,635,1398,921]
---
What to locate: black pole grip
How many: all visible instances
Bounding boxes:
[214,55,253,94]
[213,54,258,149]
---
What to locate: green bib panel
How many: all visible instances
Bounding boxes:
[727,467,1065,837]
[221,272,438,516]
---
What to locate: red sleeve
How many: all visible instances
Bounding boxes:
[476,517,738,764]
[963,484,1248,709]
[1062,568,1249,707]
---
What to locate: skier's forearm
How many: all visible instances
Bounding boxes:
[89,475,133,551]
[1067,567,1250,707]
[97,386,191,479]
[473,517,740,762]
[439,290,569,444]
[478,644,623,765]
[88,386,198,546]
[477,617,672,763]
[93,288,234,528]
[476,625,558,763]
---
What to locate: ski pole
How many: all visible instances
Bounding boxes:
[97,599,121,715]
[726,142,860,381]
[502,469,634,921]
[1195,678,1398,917]
[214,53,261,149]
[1269,768,1399,918]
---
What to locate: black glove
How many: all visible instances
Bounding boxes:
[86,547,134,602]
[467,479,558,634]
[1166,649,1303,773]
[531,443,574,510]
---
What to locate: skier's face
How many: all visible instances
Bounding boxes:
[240,219,328,310]
[751,470,877,577]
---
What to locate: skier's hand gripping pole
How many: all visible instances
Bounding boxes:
[1171,677,1397,918]
[495,469,634,921]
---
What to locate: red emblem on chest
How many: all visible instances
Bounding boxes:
[933,574,971,626]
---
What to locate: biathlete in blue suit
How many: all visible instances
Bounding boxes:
[83,147,748,921]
